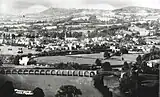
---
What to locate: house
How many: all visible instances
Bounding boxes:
[0,39,4,44]
[65,24,83,28]
[147,59,160,67]
[15,37,30,45]
[116,35,123,39]
[65,37,77,41]
[67,43,73,50]
[110,46,120,52]
[147,62,153,67]
[42,26,57,30]
[128,26,149,36]
[34,38,41,46]
[19,57,30,66]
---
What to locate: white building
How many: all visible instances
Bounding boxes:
[15,38,30,45]
[19,57,30,66]
[42,26,57,30]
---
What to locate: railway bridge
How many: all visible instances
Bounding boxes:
[0,68,98,77]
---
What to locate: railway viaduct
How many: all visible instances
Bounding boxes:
[0,68,98,77]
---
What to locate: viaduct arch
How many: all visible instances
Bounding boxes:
[0,69,98,77]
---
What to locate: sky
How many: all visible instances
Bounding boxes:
[0,0,160,15]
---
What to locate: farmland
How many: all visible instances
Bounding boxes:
[0,45,39,55]
[0,45,139,65]
[35,53,140,65]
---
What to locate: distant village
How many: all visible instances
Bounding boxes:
[0,14,160,54]
[0,13,159,66]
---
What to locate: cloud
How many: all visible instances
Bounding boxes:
[47,0,114,10]
[84,0,135,8]
[132,0,160,9]
[49,0,83,8]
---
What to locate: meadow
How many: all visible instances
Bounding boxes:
[35,53,139,65]
[0,45,39,55]
[0,73,120,97]
[0,74,114,97]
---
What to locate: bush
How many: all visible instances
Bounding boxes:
[120,48,128,54]
[55,85,82,97]
[33,87,45,97]
[95,59,101,66]
[0,59,3,66]
[101,62,112,71]
[104,51,111,58]
[13,55,20,65]
[35,48,42,52]
[27,59,37,65]
[122,61,130,71]
[28,53,33,58]
[136,55,142,65]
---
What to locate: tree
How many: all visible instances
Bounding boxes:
[138,38,146,45]
[8,55,14,64]
[11,34,15,39]
[136,55,142,65]
[119,67,139,97]
[72,32,82,38]
[33,87,45,97]
[28,53,33,58]
[104,51,111,59]
[17,34,22,37]
[0,81,14,97]
[13,55,20,65]
[55,85,82,97]
[150,45,160,53]
[114,51,121,56]
[4,27,9,32]
[27,59,37,65]
[0,58,3,66]
[125,34,132,41]
[101,62,112,71]
[122,61,130,71]
[120,48,128,54]
[93,75,112,97]
[95,59,101,66]
[89,15,97,23]
[93,75,104,89]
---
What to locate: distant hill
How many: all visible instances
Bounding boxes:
[25,6,160,20]
[39,7,110,17]
[38,6,160,16]
[112,6,160,13]
[40,8,82,16]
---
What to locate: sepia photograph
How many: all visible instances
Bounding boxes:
[0,0,159,97]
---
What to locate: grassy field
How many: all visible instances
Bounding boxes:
[0,45,39,55]
[0,45,139,65]
[0,74,105,97]
[0,74,120,97]
[35,53,139,65]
